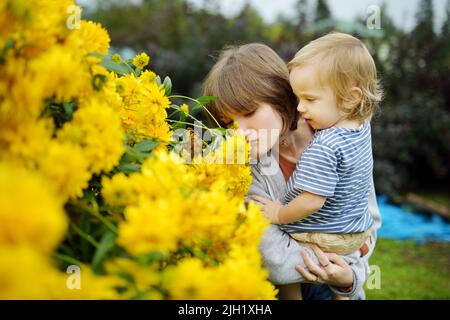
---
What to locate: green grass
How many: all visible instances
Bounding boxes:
[365,238,450,299]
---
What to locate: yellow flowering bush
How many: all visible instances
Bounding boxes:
[0,0,277,299]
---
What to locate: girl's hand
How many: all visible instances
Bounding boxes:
[295,244,354,289]
[250,195,283,224]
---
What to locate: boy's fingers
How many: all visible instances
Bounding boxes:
[250,195,270,204]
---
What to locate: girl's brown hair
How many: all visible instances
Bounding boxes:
[203,43,299,135]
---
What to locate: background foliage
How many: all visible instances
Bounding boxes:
[87,0,450,197]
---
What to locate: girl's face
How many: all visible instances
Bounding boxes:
[227,103,283,158]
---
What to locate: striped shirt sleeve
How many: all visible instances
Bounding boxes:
[295,143,339,197]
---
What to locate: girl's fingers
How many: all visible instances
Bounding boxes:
[325,252,348,268]
[295,264,319,283]
[301,250,327,280]
[310,244,332,268]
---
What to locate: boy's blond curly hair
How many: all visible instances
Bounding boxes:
[288,32,383,122]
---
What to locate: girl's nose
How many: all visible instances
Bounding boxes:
[236,117,247,130]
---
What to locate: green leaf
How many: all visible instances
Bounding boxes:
[179,109,186,123]
[192,96,218,110]
[163,76,172,96]
[117,271,134,284]
[80,214,93,261]
[92,231,117,272]
[197,96,218,104]
[129,291,152,300]
[62,101,75,118]
[138,251,164,265]
[135,139,158,153]
[135,67,141,77]
[117,163,140,174]
[99,58,131,75]
[92,74,107,91]
[0,39,16,64]
[87,52,106,59]
[156,76,162,87]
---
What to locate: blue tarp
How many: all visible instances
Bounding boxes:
[377,195,450,243]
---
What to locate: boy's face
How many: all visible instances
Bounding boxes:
[289,64,343,130]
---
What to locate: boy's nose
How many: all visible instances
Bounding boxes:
[297,102,306,113]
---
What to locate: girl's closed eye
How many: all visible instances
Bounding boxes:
[221,118,234,128]
[243,110,256,117]
[224,121,234,128]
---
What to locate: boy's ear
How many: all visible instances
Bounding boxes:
[340,87,363,116]
[350,87,363,105]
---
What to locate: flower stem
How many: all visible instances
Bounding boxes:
[70,221,100,248]
[169,95,222,128]
[53,252,82,266]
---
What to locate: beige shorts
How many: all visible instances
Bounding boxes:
[290,228,374,255]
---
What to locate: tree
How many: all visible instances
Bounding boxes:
[296,0,309,28]
[438,0,450,111]
[314,0,331,23]
[413,0,435,42]
[442,0,450,36]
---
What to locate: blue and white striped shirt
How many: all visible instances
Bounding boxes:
[279,121,374,234]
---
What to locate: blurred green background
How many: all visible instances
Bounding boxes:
[78,0,450,299]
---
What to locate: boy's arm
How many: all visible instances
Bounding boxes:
[252,192,326,224]
[278,191,326,224]
[251,191,326,224]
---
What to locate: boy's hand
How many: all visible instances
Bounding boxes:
[250,195,283,224]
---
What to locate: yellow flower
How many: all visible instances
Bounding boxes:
[112,53,122,63]
[105,258,160,296]
[1,119,53,166]
[59,264,121,300]
[66,20,111,56]
[116,74,171,144]
[117,196,182,256]
[58,98,125,174]
[30,45,91,102]
[178,181,241,251]
[37,141,91,201]
[0,245,63,299]
[102,172,139,208]
[85,69,123,112]
[232,202,269,247]
[0,162,67,253]
[4,0,76,58]
[209,245,278,299]
[133,52,150,69]
[162,258,214,299]
[139,70,157,83]
[0,57,47,131]
[190,133,252,198]
[180,103,189,114]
